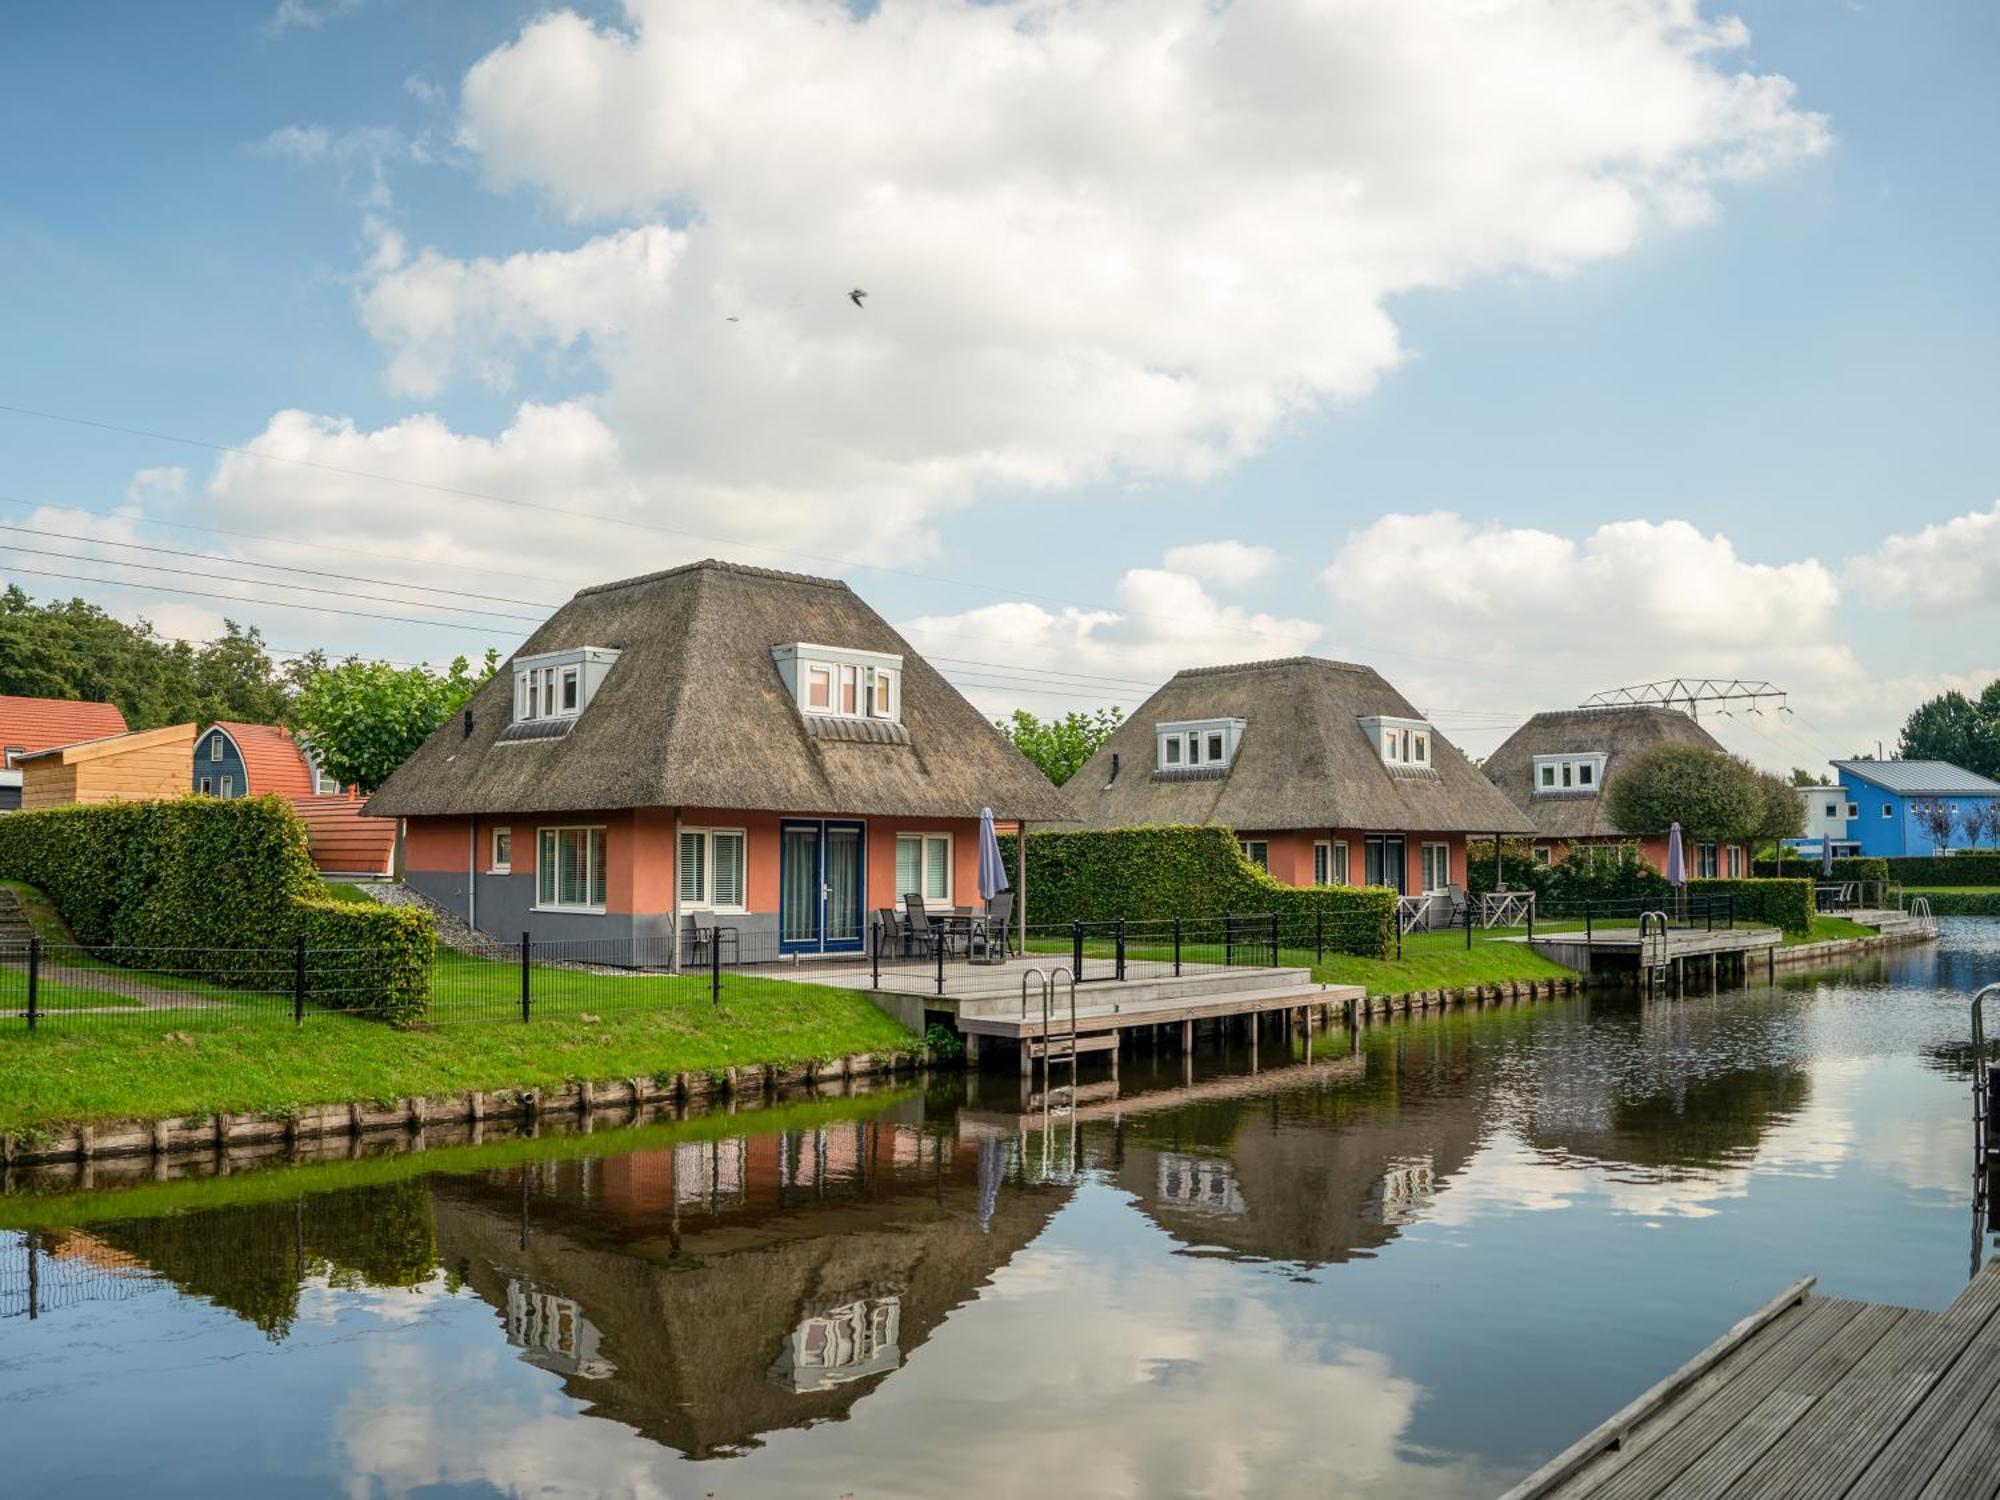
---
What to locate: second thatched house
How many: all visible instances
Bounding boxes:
[1061,657,1532,897]
[365,560,1070,955]
[1482,706,1752,876]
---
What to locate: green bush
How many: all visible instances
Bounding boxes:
[1753,855,1891,884]
[1467,838,1670,907]
[0,796,431,1022]
[1881,853,2000,886]
[1685,877,1812,935]
[1001,824,1396,958]
[1914,890,2000,916]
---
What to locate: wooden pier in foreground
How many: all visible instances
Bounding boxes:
[1507,1260,2000,1499]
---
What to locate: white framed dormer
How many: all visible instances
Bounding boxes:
[772,643,903,725]
[1156,717,1246,772]
[1532,752,1608,795]
[512,646,621,727]
[1358,715,1434,770]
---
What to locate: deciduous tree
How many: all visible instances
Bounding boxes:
[1604,743,1765,843]
[996,707,1124,787]
[288,653,497,792]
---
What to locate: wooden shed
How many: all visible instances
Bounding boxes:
[18,723,199,811]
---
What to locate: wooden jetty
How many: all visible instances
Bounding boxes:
[1525,924,1782,989]
[1506,1260,2000,1499]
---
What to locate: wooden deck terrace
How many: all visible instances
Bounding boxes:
[1507,1259,2000,1499]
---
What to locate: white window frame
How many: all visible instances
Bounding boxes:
[1154,717,1246,773]
[1882,803,1894,819]
[198,776,212,795]
[209,736,224,762]
[1421,842,1451,893]
[806,663,833,711]
[678,827,747,913]
[1314,839,1348,886]
[895,833,953,907]
[1533,845,1552,864]
[536,825,608,913]
[1726,845,1742,878]
[1531,753,1608,795]
[1847,802,1859,820]
[490,826,512,874]
[1240,839,1270,873]
[870,668,894,718]
[219,774,234,797]
[1164,736,1183,766]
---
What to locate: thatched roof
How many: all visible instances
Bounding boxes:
[1062,657,1532,834]
[1482,705,1725,839]
[367,560,1071,822]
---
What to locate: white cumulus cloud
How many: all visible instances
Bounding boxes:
[1847,499,2000,612]
[1160,540,1279,588]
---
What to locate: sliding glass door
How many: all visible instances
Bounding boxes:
[1364,835,1406,894]
[779,820,866,954]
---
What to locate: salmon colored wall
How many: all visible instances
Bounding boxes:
[1238,829,1467,892]
[407,809,988,920]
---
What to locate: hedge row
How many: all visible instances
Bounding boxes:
[1752,855,1891,884]
[1879,853,2000,886]
[1685,877,1813,936]
[0,797,432,1023]
[1912,890,2000,916]
[1002,825,1396,959]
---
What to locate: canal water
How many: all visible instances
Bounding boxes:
[3,921,1996,1499]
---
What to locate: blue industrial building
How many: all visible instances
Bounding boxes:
[1832,760,2000,857]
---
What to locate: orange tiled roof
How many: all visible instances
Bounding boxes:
[211,721,317,798]
[0,694,128,757]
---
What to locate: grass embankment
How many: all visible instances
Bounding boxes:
[0,882,918,1137]
[1779,915,1878,946]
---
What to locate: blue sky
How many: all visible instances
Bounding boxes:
[3,0,1998,768]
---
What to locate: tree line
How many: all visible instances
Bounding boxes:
[0,588,492,791]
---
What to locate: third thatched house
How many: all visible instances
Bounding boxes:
[1482,705,1752,876]
[1061,657,1531,897]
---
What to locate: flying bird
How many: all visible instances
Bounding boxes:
[848,288,867,308]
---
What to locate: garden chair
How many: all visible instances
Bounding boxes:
[874,906,905,959]
[905,894,957,959]
[972,890,1014,963]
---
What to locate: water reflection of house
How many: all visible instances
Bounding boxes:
[506,1277,615,1380]
[770,1294,903,1392]
[433,1115,1068,1459]
[1102,1055,1488,1267]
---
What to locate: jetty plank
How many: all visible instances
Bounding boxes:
[1528,1260,2000,1500]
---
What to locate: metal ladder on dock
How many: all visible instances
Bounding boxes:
[1639,910,1670,992]
[1975,984,2000,1172]
[1019,966,1081,1100]
[1911,896,1939,937]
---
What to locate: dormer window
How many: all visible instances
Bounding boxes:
[1155,718,1245,773]
[774,643,902,724]
[512,646,620,726]
[1359,715,1434,770]
[1533,753,1607,794]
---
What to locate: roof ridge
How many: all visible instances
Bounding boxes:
[1171,655,1372,679]
[574,557,851,599]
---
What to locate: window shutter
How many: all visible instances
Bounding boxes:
[713,832,745,907]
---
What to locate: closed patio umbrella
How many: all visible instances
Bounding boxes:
[1821,838,1835,879]
[1665,822,1686,887]
[977,807,1010,901]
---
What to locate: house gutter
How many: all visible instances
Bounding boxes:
[467,815,478,931]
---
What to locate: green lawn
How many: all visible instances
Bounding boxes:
[1782,915,1878,946]
[1029,927,1576,996]
[0,875,916,1136]
[313,880,383,904]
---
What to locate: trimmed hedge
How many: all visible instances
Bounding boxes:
[1001,824,1396,959]
[1881,853,2000,886]
[0,796,432,1023]
[1913,890,2000,916]
[1753,855,1890,884]
[1685,877,1812,936]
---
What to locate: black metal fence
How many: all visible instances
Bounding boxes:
[7,893,1703,1032]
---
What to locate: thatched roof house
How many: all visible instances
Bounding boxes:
[1481,706,1725,842]
[369,560,1068,824]
[369,559,1068,951]
[1061,657,1530,895]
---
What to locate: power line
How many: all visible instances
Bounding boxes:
[0,492,589,592]
[0,561,527,637]
[0,521,564,611]
[0,543,545,626]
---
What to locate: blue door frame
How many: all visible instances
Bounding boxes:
[779,819,867,955]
